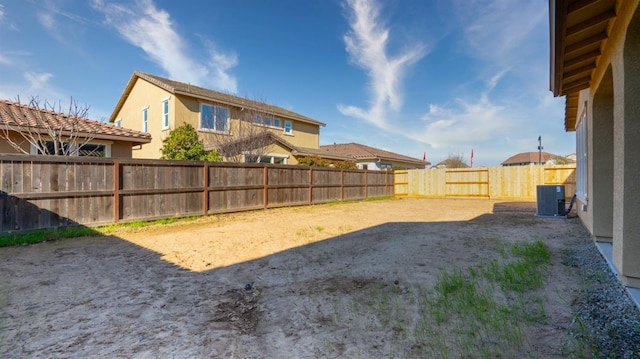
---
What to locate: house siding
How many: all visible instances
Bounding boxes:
[564,0,640,287]
[113,78,174,159]
[112,75,323,161]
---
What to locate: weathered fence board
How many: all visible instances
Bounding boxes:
[0,154,393,233]
[395,165,576,200]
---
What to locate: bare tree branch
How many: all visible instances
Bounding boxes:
[0,96,97,156]
[203,98,283,163]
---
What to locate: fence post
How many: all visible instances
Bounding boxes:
[113,159,119,223]
[308,167,313,205]
[340,169,344,200]
[203,161,209,216]
[385,170,388,196]
[263,165,268,209]
[364,170,368,199]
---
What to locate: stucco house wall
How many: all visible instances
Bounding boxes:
[111,72,324,160]
[551,0,640,288]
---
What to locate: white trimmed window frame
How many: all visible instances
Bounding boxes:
[576,110,588,202]
[284,120,293,135]
[199,103,230,133]
[30,139,113,158]
[142,106,149,133]
[161,98,170,130]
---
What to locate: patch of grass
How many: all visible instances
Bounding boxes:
[326,240,553,357]
[100,215,201,233]
[0,215,205,247]
[0,226,101,247]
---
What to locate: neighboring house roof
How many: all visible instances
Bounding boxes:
[110,71,326,127]
[318,143,428,166]
[0,99,151,144]
[501,152,558,166]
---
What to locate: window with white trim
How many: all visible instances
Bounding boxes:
[576,111,588,201]
[32,141,111,157]
[200,104,229,132]
[244,154,287,164]
[284,120,293,135]
[115,119,122,127]
[253,115,282,129]
[162,99,169,130]
[142,107,148,133]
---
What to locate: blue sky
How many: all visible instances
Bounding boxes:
[0,0,574,166]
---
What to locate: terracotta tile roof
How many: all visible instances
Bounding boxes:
[110,71,325,127]
[0,99,151,144]
[318,142,427,165]
[501,151,557,165]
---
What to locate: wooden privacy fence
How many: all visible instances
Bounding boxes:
[0,154,393,233]
[394,165,576,200]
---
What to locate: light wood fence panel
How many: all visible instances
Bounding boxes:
[396,165,576,200]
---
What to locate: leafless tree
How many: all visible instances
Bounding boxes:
[0,96,97,156]
[433,153,469,168]
[203,98,281,163]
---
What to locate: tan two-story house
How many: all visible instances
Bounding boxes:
[109,71,325,164]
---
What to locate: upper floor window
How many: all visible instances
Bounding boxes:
[142,107,148,133]
[162,99,169,130]
[284,120,293,135]
[200,104,229,132]
[115,119,122,127]
[253,115,282,128]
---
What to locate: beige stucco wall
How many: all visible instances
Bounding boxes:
[112,78,174,159]
[574,0,640,287]
[111,142,134,158]
[0,132,30,154]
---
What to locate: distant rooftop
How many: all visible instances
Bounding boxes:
[319,142,427,165]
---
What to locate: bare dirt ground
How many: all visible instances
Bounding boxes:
[0,198,595,358]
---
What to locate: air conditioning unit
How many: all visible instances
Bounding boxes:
[536,185,566,217]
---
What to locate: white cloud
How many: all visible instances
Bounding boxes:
[37,12,55,30]
[338,0,426,129]
[454,0,545,64]
[0,53,10,66]
[0,71,64,103]
[0,4,5,22]
[91,0,238,93]
[408,94,515,149]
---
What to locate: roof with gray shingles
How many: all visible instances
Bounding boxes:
[110,71,325,127]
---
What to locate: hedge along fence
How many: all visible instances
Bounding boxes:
[394,164,576,200]
[0,154,394,233]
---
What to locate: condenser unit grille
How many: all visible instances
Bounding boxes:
[536,185,566,217]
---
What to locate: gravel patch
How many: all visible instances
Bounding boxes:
[564,238,640,358]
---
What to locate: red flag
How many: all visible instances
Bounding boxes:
[422,152,426,162]
[470,149,474,168]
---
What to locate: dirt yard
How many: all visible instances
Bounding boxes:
[0,198,595,357]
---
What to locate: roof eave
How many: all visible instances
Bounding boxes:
[550,0,567,97]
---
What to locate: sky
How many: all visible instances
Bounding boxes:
[0,0,574,166]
